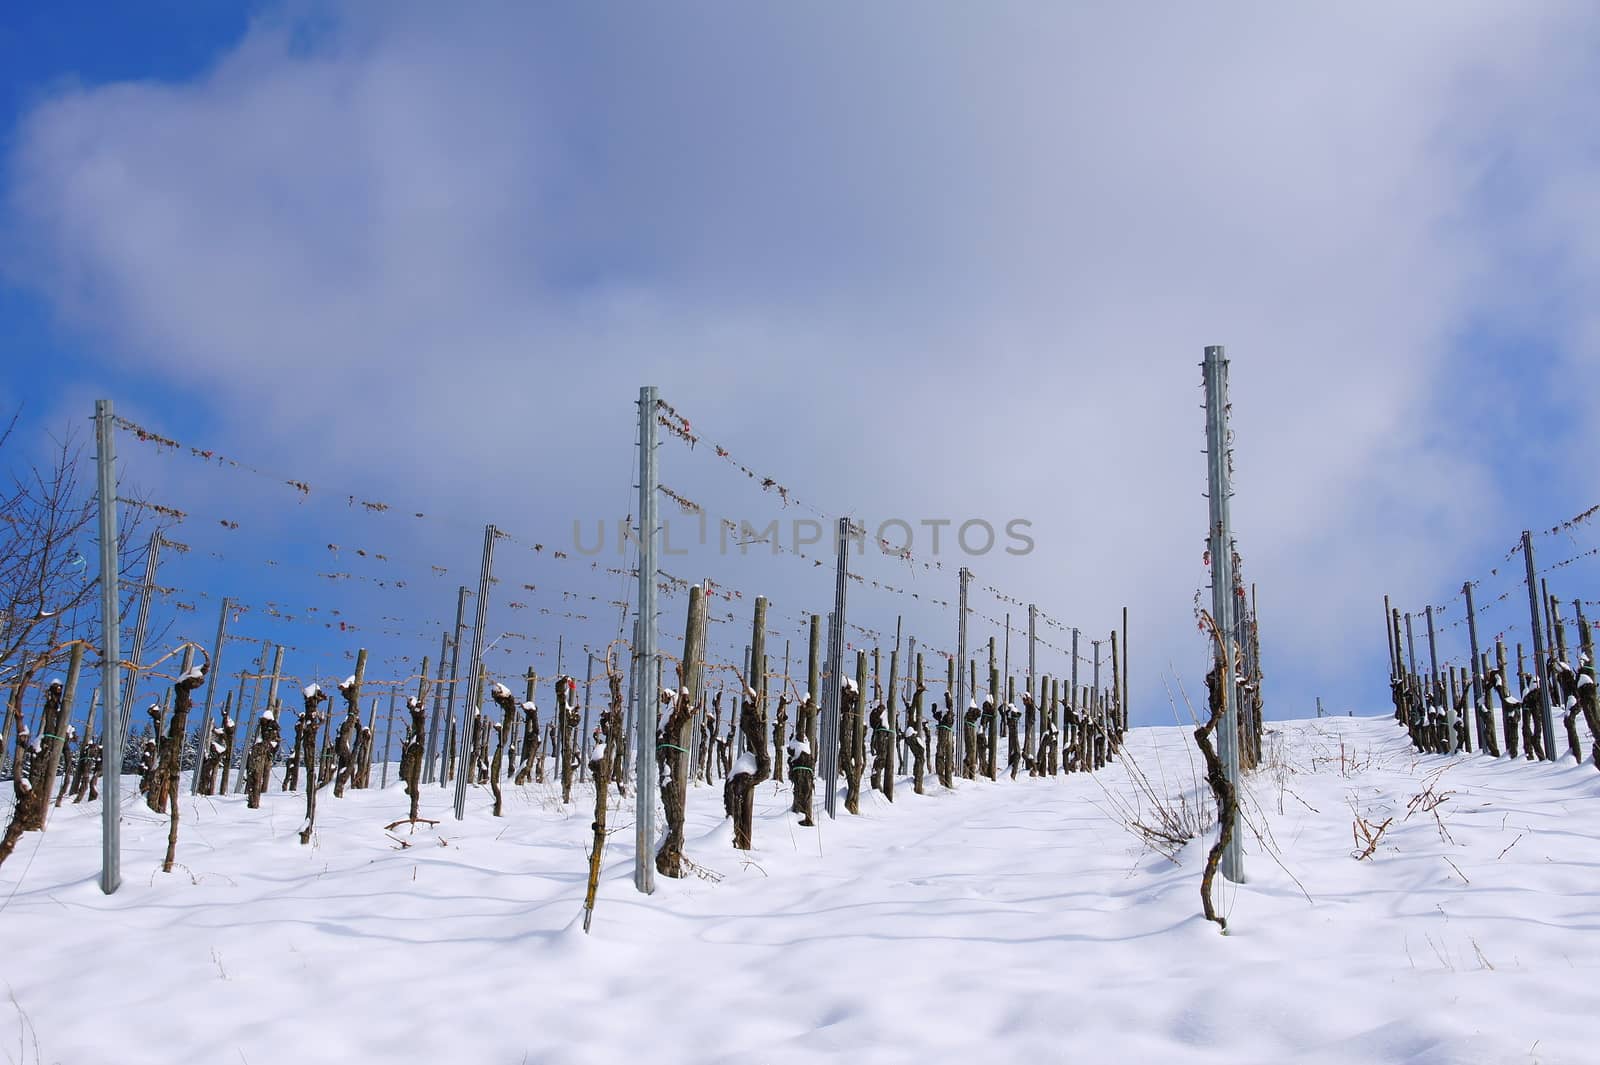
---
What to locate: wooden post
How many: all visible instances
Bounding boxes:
[1384,595,1398,679]
[37,643,84,829]
[1522,532,1558,760]
[987,636,998,781]
[884,646,898,800]
[191,597,232,794]
[1122,605,1129,739]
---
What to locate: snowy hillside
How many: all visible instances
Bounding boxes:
[3,716,1597,1065]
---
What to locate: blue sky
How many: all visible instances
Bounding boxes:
[5,2,1600,740]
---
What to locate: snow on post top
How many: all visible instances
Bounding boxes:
[730,751,757,777]
[491,682,512,698]
[303,683,322,699]
[842,677,857,693]
[181,665,206,682]
[521,700,537,711]
[339,675,357,690]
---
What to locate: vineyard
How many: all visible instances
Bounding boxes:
[2,372,1598,1065]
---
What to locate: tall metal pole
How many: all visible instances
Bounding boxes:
[1002,612,1011,704]
[1070,628,1080,720]
[117,532,161,744]
[1463,582,1481,754]
[1425,605,1451,753]
[240,643,283,792]
[1026,604,1037,753]
[94,399,123,895]
[580,651,595,782]
[232,639,269,793]
[955,566,970,773]
[381,686,398,789]
[191,597,232,792]
[822,517,851,819]
[1202,345,1243,883]
[455,527,498,819]
[424,629,450,784]
[625,615,639,768]
[1522,530,1558,760]
[439,587,468,789]
[634,386,661,893]
[1122,605,1129,734]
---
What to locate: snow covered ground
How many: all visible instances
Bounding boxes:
[2,715,1597,1065]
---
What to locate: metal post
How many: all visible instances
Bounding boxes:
[455,528,498,819]
[1070,628,1080,721]
[1522,531,1558,760]
[580,652,595,782]
[94,399,123,895]
[381,686,397,789]
[822,517,851,818]
[233,640,270,793]
[440,587,468,788]
[117,532,161,745]
[191,597,231,792]
[1002,612,1011,702]
[1425,605,1451,753]
[241,644,283,792]
[1122,605,1130,734]
[634,385,661,893]
[1383,595,1398,680]
[423,630,449,784]
[1464,582,1481,754]
[1026,604,1037,753]
[956,566,970,772]
[1202,345,1243,883]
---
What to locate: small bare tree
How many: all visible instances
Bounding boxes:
[0,663,69,867]
[933,692,956,789]
[244,705,280,809]
[397,697,428,821]
[513,695,540,785]
[163,658,209,873]
[298,684,329,845]
[725,678,770,849]
[656,675,696,877]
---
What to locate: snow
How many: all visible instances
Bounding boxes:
[729,750,757,777]
[521,700,537,711]
[786,737,811,757]
[302,683,321,699]
[181,665,205,682]
[3,715,1599,1064]
[841,677,857,693]
[340,675,357,689]
[491,682,512,698]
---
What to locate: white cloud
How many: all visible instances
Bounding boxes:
[8,2,1600,718]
